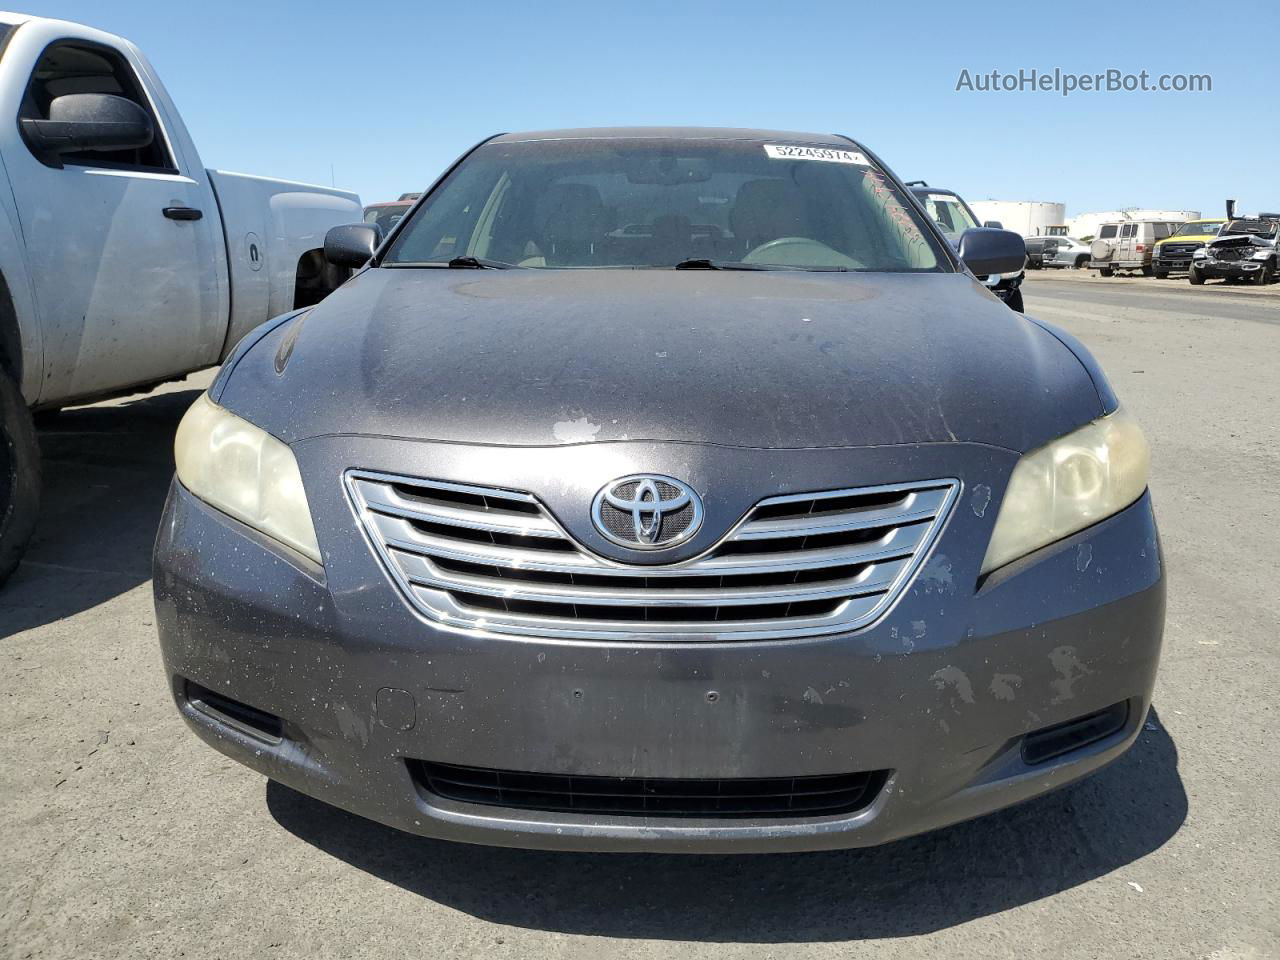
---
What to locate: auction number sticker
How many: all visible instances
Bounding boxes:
[764,144,870,165]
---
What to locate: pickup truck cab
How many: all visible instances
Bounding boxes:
[0,12,362,583]
[1152,219,1225,278]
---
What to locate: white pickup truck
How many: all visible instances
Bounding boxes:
[0,12,362,583]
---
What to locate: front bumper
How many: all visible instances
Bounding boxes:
[1193,258,1266,279]
[1154,248,1202,272]
[154,438,1165,853]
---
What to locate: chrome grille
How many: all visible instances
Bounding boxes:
[346,470,958,642]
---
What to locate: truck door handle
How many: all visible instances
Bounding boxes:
[163,206,203,221]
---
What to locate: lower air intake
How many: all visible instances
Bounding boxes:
[410,761,889,818]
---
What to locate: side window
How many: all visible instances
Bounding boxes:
[1099,224,1118,239]
[18,41,175,172]
[1120,224,1136,239]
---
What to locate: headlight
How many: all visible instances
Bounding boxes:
[174,393,322,564]
[981,409,1149,574]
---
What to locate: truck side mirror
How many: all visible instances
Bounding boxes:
[958,228,1026,277]
[983,220,1004,229]
[324,223,382,268]
[21,93,154,164]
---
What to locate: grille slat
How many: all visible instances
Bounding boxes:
[348,471,958,641]
[733,493,943,539]
[411,760,888,818]
[391,549,910,607]
[361,484,563,538]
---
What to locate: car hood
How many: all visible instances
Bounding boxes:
[1207,233,1275,250]
[217,268,1102,452]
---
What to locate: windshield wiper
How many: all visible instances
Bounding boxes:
[672,258,849,272]
[673,258,773,271]
[447,256,517,269]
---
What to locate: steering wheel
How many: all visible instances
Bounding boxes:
[743,237,862,269]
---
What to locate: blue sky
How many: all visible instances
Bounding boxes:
[27,0,1280,218]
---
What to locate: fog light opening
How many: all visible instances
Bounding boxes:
[1021,700,1130,765]
[183,679,284,744]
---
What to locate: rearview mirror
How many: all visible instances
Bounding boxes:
[957,228,1026,278]
[324,223,382,268]
[21,93,153,164]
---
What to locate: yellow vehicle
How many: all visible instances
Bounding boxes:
[1152,219,1227,277]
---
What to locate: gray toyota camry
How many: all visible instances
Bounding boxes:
[153,128,1164,853]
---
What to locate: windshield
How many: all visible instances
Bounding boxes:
[1223,219,1278,238]
[364,203,412,234]
[914,192,980,240]
[383,138,945,272]
[1172,220,1224,237]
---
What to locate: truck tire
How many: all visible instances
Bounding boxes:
[1188,266,1205,285]
[1154,269,1169,279]
[0,367,40,587]
[1075,254,1089,268]
[1099,267,1114,277]
[1004,288,1025,313]
[1256,263,1273,285]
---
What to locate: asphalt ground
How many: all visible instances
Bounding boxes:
[2,272,1277,959]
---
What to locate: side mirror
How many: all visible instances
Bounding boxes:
[958,228,1026,277]
[324,223,381,268]
[21,93,153,163]
[983,220,1004,229]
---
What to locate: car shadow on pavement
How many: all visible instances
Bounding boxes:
[268,710,1185,942]
[0,388,200,640]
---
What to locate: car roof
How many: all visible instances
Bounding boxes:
[489,127,854,146]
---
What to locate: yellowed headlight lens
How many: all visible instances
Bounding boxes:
[174,394,322,564]
[981,409,1149,574]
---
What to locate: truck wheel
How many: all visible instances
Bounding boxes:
[1099,267,1114,277]
[1075,254,1089,268]
[0,367,40,587]
[1255,263,1273,285]
[1188,267,1205,285]
[1004,288,1024,313]
[1154,269,1169,279]
[1141,265,1154,277]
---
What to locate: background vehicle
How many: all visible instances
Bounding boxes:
[909,183,1026,311]
[1189,216,1279,285]
[1089,220,1181,276]
[1024,237,1050,269]
[1040,236,1090,268]
[363,198,417,234]
[1152,219,1226,278]
[0,13,362,584]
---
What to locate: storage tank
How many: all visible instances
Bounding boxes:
[969,200,1067,238]
[1067,209,1200,240]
